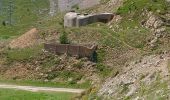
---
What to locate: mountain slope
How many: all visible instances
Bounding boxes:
[0,0,170,100]
[0,0,49,39]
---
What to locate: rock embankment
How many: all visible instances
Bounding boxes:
[98,53,170,99]
[142,12,167,47]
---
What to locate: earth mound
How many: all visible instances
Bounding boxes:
[9,28,40,49]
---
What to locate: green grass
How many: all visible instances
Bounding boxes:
[114,0,169,50]
[0,88,75,100]
[134,79,169,100]
[0,0,49,38]
[6,45,43,62]
[46,71,84,82]
[115,0,170,51]
[0,79,90,89]
[96,63,112,77]
[0,1,169,99]
[117,0,168,15]
[37,13,64,34]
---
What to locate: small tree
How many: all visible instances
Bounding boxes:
[59,32,69,44]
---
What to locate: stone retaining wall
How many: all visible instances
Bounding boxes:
[44,43,97,60]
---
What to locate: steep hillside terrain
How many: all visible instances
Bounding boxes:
[0,0,170,100]
[96,0,170,99]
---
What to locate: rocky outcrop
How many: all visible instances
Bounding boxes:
[49,0,58,16]
[142,12,167,47]
[49,0,100,16]
[144,14,164,29]
[93,0,124,13]
[98,53,170,99]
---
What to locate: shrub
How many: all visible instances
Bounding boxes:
[59,32,70,44]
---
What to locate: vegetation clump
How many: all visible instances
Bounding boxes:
[59,32,70,44]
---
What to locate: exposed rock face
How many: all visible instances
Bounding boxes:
[49,0,100,16]
[79,0,100,9]
[98,53,170,99]
[57,0,81,12]
[49,0,58,16]
[143,12,167,47]
[144,13,164,29]
[94,0,124,13]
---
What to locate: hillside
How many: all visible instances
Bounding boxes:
[0,0,49,39]
[0,0,170,100]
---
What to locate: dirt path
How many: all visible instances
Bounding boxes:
[0,84,85,93]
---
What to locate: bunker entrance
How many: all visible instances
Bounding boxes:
[98,18,108,23]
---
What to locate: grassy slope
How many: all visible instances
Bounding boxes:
[107,76,170,100]
[0,88,75,100]
[0,0,170,99]
[116,0,169,48]
[0,0,90,93]
[2,0,169,80]
[81,0,170,99]
[0,0,49,39]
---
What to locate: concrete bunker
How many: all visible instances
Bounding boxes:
[64,12,114,27]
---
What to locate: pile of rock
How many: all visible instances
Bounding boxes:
[142,12,167,47]
[98,53,170,99]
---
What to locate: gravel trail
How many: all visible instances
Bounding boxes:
[0,84,85,93]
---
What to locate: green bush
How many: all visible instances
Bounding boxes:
[59,32,70,44]
[97,49,106,63]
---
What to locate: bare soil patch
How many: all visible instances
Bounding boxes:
[9,28,40,49]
